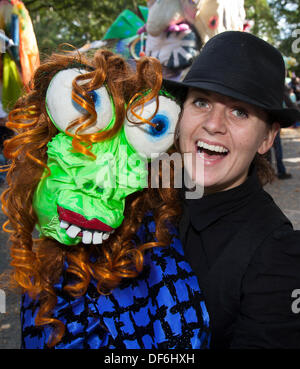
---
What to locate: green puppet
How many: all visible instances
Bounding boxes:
[32,60,180,246]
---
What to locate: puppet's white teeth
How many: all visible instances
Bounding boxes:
[102,232,110,241]
[63,225,113,245]
[66,225,81,238]
[93,231,103,244]
[60,220,70,229]
[82,230,93,244]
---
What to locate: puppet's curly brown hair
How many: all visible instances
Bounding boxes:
[1,49,182,347]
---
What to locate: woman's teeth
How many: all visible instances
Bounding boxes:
[60,220,114,245]
[196,140,229,154]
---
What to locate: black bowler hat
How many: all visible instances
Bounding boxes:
[163,31,300,127]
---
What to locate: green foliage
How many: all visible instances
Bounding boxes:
[245,0,279,42]
[24,0,300,74]
[245,0,300,74]
[23,0,147,58]
[269,0,300,27]
[269,0,300,75]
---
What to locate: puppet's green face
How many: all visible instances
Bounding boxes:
[33,68,180,246]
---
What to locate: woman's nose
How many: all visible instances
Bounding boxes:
[202,105,227,135]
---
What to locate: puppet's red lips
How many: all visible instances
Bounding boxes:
[57,206,114,232]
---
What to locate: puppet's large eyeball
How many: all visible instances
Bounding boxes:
[125,95,180,159]
[45,68,113,134]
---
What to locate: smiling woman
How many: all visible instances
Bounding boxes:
[178,88,278,193]
[164,31,300,349]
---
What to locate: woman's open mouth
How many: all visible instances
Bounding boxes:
[57,206,115,245]
[196,140,229,162]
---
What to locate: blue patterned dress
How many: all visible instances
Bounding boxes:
[21,214,210,349]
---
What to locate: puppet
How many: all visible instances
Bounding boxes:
[141,0,200,79]
[144,0,246,79]
[1,49,210,348]
[193,0,245,44]
[79,1,246,82]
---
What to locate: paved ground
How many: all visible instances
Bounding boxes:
[0,127,299,349]
[265,127,300,230]
[0,207,21,349]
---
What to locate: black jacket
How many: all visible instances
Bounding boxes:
[179,168,300,349]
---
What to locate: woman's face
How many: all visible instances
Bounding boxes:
[179,88,279,194]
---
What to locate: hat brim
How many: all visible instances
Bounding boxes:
[163,79,300,128]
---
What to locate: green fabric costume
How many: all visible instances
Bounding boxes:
[33,67,180,246]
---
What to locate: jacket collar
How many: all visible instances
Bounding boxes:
[180,166,262,233]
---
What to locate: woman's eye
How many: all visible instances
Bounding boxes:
[193,98,209,109]
[232,108,249,119]
[125,95,181,159]
[46,68,113,134]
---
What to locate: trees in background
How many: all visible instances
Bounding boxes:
[244,0,299,74]
[23,0,299,73]
[267,0,300,70]
[22,0,145,56]
[245,0,279,42]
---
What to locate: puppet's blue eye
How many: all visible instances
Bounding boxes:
[148,114,169,137]
[71,90,100,111]
[88,90,100,109]
[45,69,113,134]
[125,94,181,159]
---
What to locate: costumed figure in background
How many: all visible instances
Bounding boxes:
[1,49,210,348]
[0,0,39,182]
[0,0,39,110]
[142,0,245,80]
[80,0,246,82]
[193,0,245,43]
[142,0,201,80]
[90,0,199,82]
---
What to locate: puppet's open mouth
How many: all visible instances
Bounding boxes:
[57,206,115,245]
